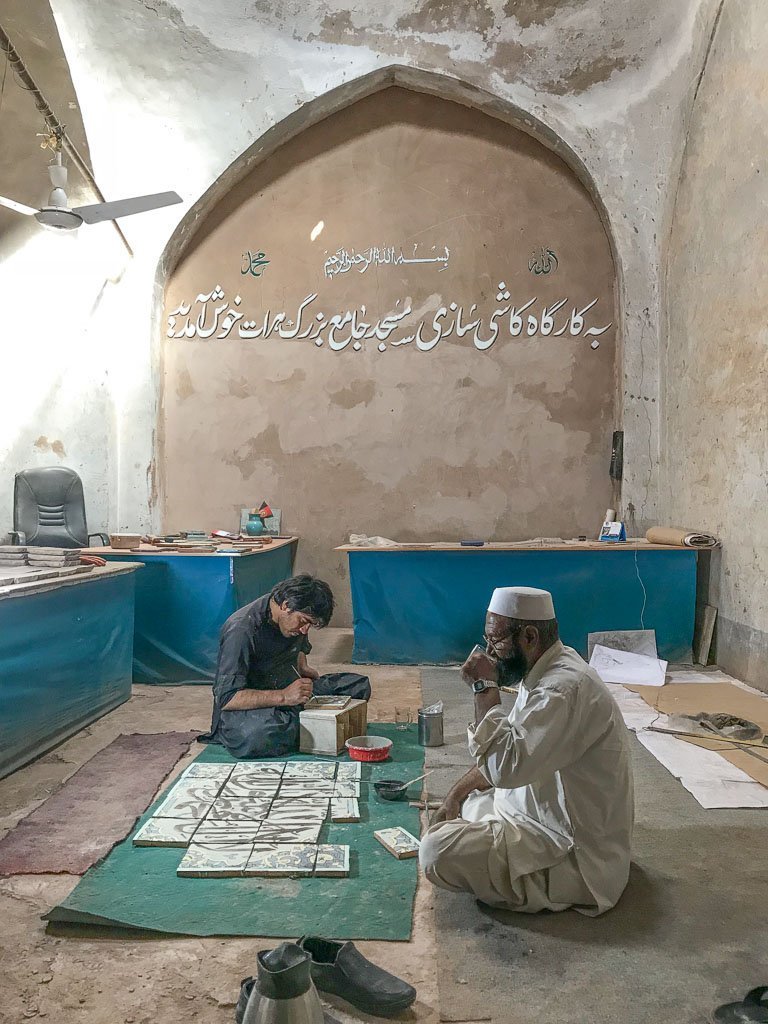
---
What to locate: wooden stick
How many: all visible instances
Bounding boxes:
[648,726,768,749]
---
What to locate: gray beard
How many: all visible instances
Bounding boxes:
[498,648,528,686]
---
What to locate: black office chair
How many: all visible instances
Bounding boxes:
[13,467,109,548]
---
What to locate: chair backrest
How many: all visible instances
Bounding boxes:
[13,467,89,548]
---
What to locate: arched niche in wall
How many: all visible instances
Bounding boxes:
[161,82,617,622]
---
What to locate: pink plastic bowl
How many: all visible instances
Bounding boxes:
[345,735,393,762]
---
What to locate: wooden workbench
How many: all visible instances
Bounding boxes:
[0,562,140,778]
[336,540,699,664]
[82,538,298,684]
[82,537,297,557]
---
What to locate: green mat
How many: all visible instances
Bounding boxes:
[45,724,423,940]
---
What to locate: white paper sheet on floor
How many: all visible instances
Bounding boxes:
[590,645,668,686]
[606,684,661,732]
[636,730,768,809]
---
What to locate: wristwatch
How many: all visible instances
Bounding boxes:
[472,679,500,694]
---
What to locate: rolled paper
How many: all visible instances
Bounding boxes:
[646,526,718,549]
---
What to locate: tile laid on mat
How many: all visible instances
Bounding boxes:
[374,827,421,859]
[267,800,329,823]
[257,821,323,845]
[154,782,220,819]
[314,844,350,877]
[220,778,281,800]
[177,842,253,877]
[132,817,199,847]
[282,761,337,780]
[333,782,361,799]
[193,820,264,844]
[336,762,362,781]
[278,782,336,800]
[181,763,234,781]
[330,798,360,823]
[244,843,317,876]
[231,761,286,779]
[206,798,273,821]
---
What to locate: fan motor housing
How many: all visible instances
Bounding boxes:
[35,207,83,230]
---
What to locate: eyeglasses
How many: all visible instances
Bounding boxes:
[482,626,522,657]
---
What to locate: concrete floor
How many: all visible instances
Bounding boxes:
[2,630,764,1024]
[0,630,445,1024]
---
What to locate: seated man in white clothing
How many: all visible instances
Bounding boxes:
[419,586,634,916]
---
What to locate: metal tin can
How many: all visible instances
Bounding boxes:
[417,707,444,747]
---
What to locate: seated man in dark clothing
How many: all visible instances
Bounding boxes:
[200,574,370,758]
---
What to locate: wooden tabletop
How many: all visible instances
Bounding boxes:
[335,540,693,553]
[0,561,142,602]
[82,537,298,557]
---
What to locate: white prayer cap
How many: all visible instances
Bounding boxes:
[487,586,555,620]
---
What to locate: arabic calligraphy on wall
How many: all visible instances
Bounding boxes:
[528,248,558,275]
[166,282,612,353]
[241,250,270,277]
[324,245,450,279]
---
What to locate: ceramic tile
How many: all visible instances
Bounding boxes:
[314,844,350,877]
[336,763,362,781]
[244,843,317,876]
[303,695,351,710]
[192,819,264,844]
[282,761,337,780]
[132,817,199,847]
[374,827,421,859]
[267,800,329,823]
[177,842,253,877]
[257,820,323,844]
[333,782,361,799]
[277,782,336,800]
[231,761,286,779]
[330,798,360,823]
[207,797,273,821]
[220,777,280,800]
[181,763,234,781]
[154,781,220,819]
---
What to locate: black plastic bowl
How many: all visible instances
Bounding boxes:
[373,779,409,801]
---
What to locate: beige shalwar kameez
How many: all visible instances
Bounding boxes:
[419,641,634,915]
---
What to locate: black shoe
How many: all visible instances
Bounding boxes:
[713,986,768,1022]
[297,935,416,1017]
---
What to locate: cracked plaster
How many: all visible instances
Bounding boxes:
[0,0,724,572]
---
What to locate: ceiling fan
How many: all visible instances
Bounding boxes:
[0,150,182,231]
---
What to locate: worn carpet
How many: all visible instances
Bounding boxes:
[422,669,768,1024]
[0,732,198,875]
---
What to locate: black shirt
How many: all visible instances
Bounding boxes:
[204,595,311,741]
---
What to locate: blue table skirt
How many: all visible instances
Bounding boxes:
[98,546,295,684]
[0,572,135,779]
[347,549,698,664]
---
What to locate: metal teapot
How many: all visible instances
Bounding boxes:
[242,943,324,1024]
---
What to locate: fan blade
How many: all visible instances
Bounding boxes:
[0,195,37,216]
[73,191,182,224]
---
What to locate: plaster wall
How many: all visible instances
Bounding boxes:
[163,88,616,619]
[43,0,722,542]
[0,0,118,538]
[662,0,768,690]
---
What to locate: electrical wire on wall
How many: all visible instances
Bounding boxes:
[634,547,648,631]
